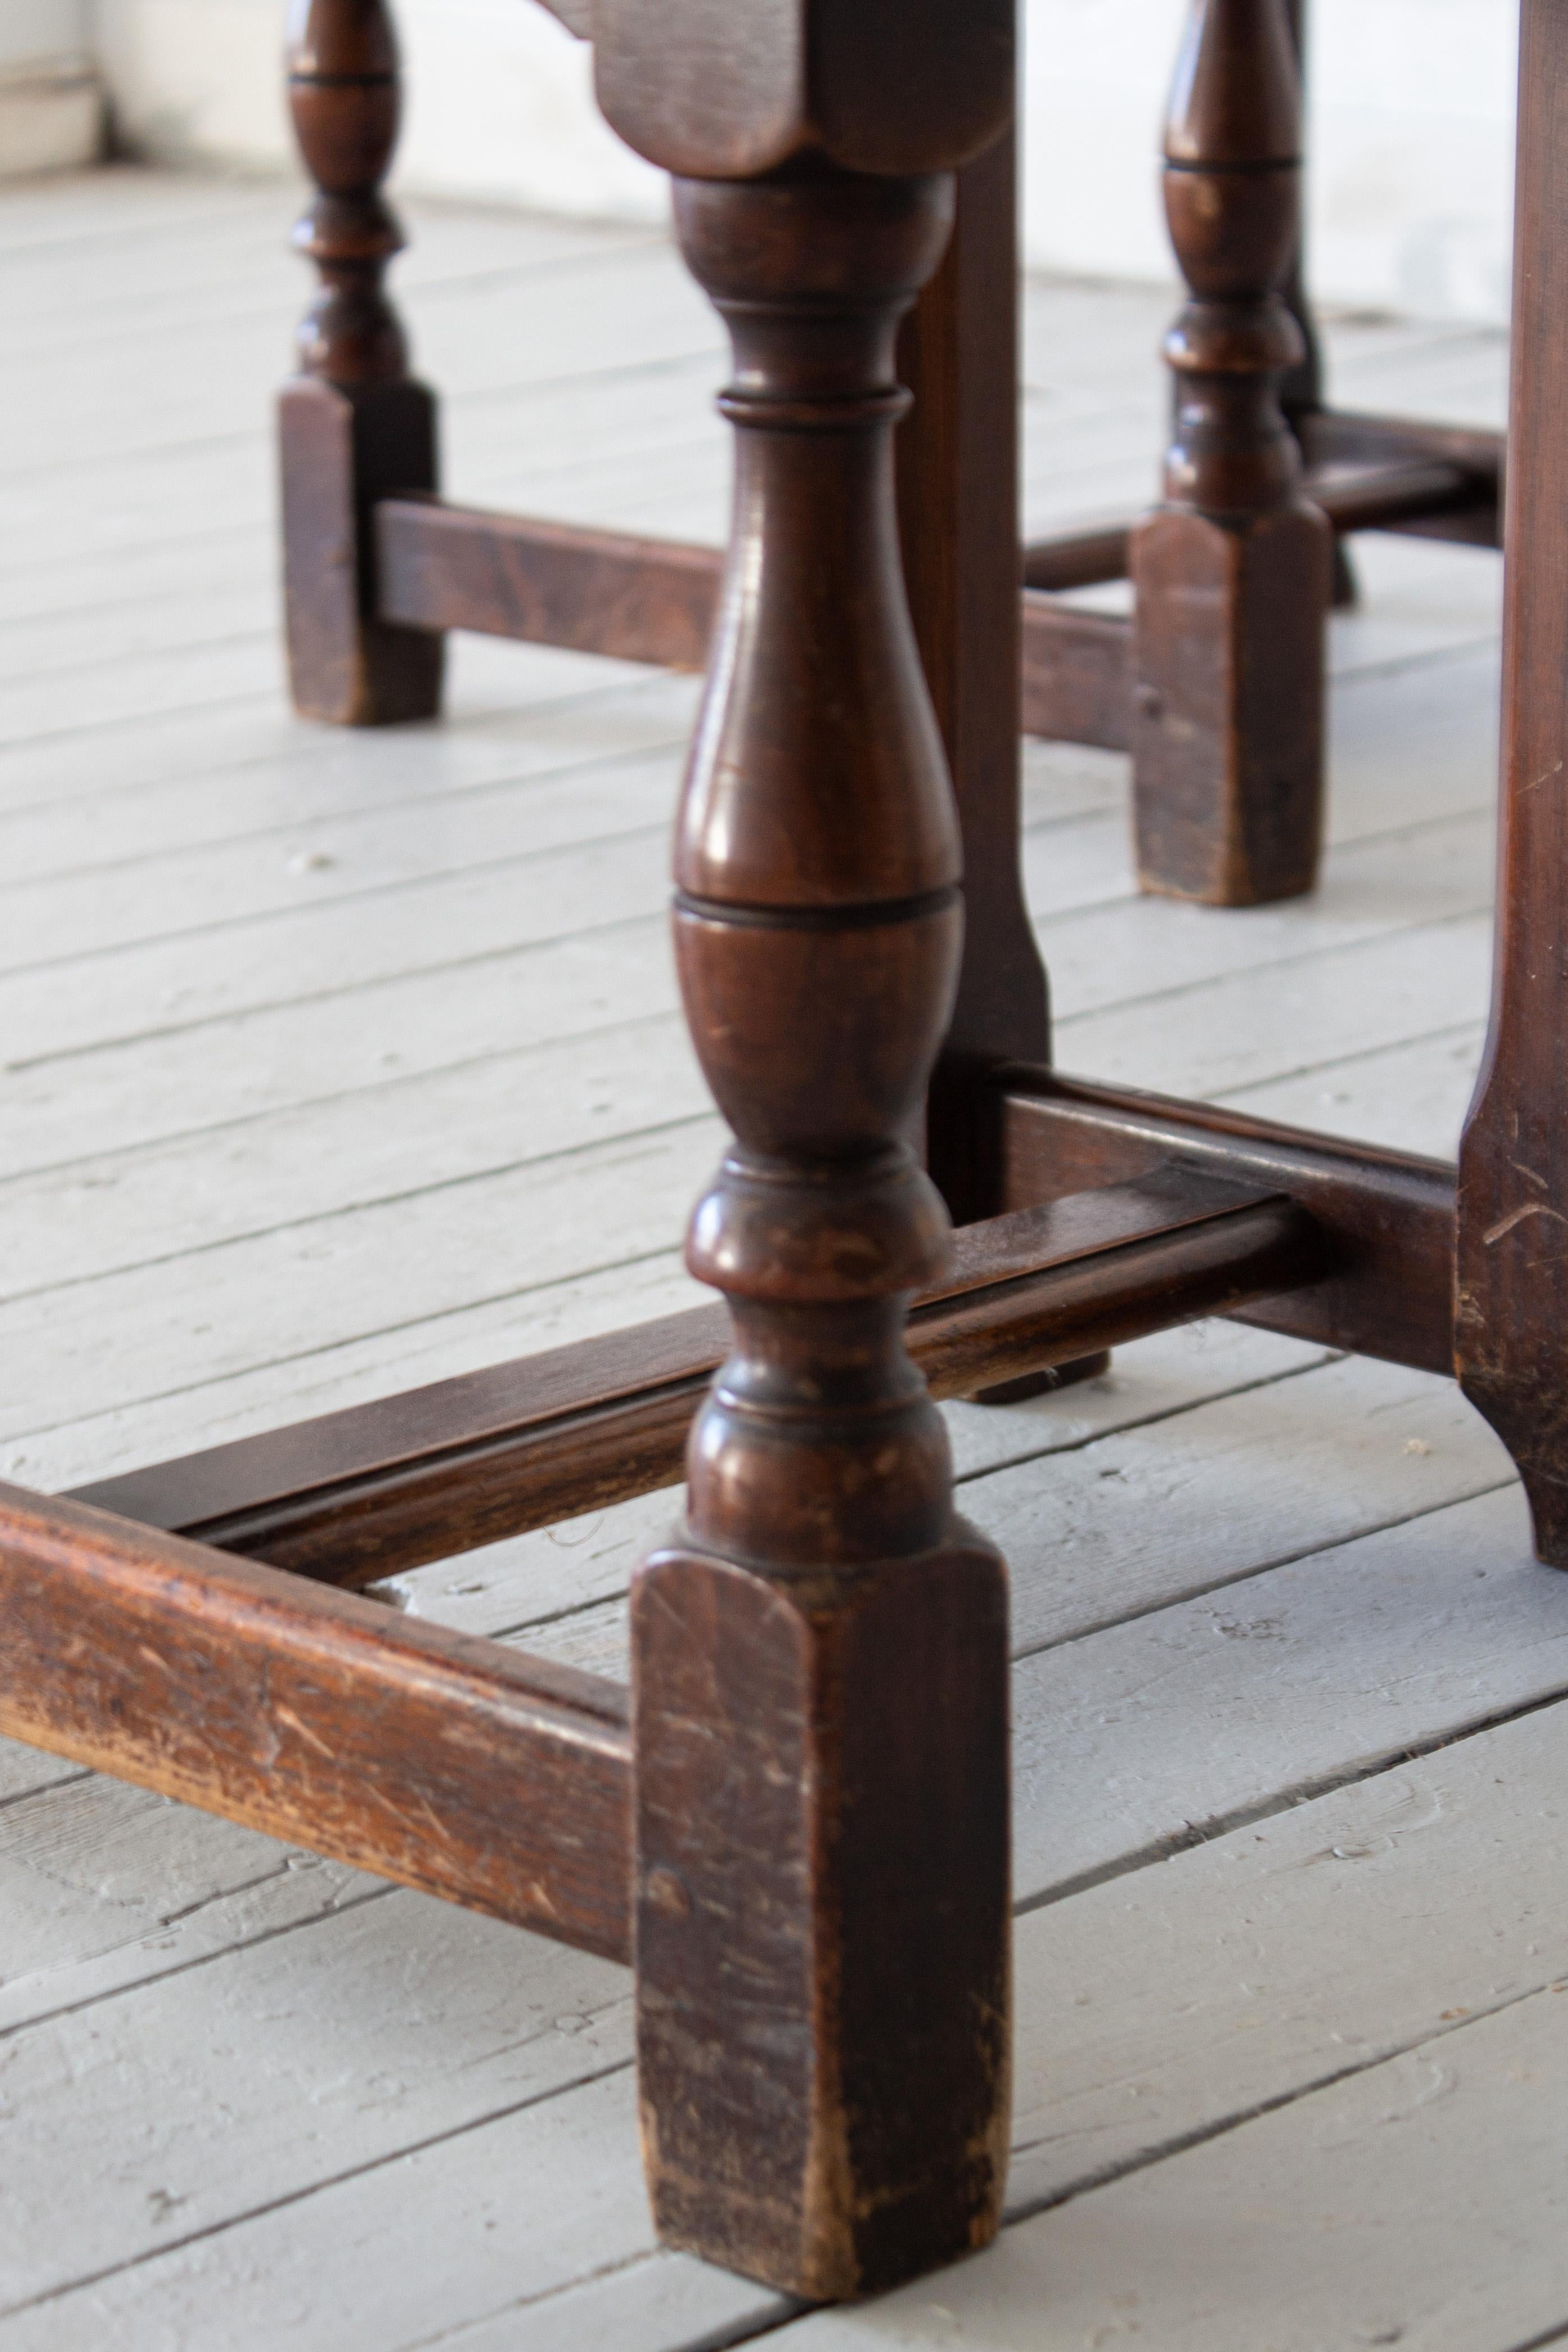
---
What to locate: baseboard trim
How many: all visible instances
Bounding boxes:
[0,56,104,180]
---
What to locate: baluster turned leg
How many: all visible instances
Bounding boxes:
[1131,0,1333,904]
[1457,0,1568,1565]
[630,166,1011,2301]
[280,0,443,725]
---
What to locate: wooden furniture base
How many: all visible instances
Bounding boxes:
[3,0,1553,2314]
[279,0,1501,912]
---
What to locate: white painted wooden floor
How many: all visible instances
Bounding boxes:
[2,166,1561,2351]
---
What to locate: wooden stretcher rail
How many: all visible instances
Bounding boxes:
[1021,524,1130,594]
[997,1068,1457,1375]
[1310,460,1495,537]
[1019,594,1131,749]
[1301,409,1503,548]
[376,471,1490,778]
[72,1174,1319,1590]
[378,497,1142,753]
[1019,450,1499,605]
[375,496,719,671]
[1301,407,1505,485]
[0,1483,633,1961]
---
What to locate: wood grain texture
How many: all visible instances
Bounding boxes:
[774,1991,1568,2351]
[280,0,443,724]
[70,1175,1317,1586]
[1007,1695,1568,2219]
[375,498,717,671]
[1457,0,1568,1568]
[0,1483,633,1961]
[0,161,1525,2345]
[1129,0,1331,907]
[279,376,443,726]
[11,1467,1557,2349]
[999,1067,1456,1373]
[629,160,1012,2298]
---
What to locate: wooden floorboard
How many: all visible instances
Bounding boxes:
[2,166,1546,2350]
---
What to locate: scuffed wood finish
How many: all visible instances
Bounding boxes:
[999,1068,1456,1374]
[628,157,1011,2300]
[280,0,443,724]
[73,1174,1318,1586]
[1458,0,1568,1569]
[1129,0,1332,905]
[375,499,718,671]
[71,1302,728,1588]
[0,1485,633,1962]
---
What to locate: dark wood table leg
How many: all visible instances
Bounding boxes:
[280,0,444,725]
[898,121,1052,1227]
[1130,0,1333,904]
[1457,0,1568,1568]
[898,100,1094,1404]
[629,164,1011,2300]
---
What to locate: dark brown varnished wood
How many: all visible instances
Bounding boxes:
[1301,409,1505,489]
[280,0,443,725]
[1021,597,1131,753]
[272,0,1505,927]
[899,123,1050,1223]
[1023,456,1494,592]
[1022,523,1132,594]
[628,147,1012,2297]
[366,447,1481,727]
[375,498,719,671]
[1307,459,1496,538]
[1276,0,1322,430]
[1457,0,1568,1567]
[11,1,1555,2325]
[998,1067,1456,1375]
[1129,0,1332,905]
[1298,410,1503,547]
[74,1174,1317,1587]
[0,1484,633,1961]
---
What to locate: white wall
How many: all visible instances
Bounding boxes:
[1,0,101,177]
[90,0,1516,325]
[91,0,665,219]
[1021,0,1516,323]
[2,0,91,71]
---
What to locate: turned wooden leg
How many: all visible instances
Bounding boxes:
[631,166,1011,2300]
[1457,0,1568,1567]
[1130,0,1333,905]
[281,0,443,725]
